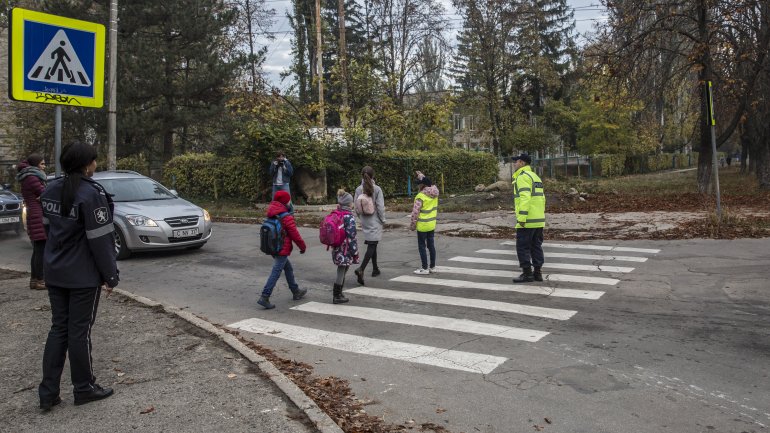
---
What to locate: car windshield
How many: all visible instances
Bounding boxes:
[99,178,176,202]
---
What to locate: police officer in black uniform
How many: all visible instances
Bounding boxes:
[38,142,119,410]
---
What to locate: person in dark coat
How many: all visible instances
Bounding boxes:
[16,154,47,290]
[258,190,307,309]
[38,142,119,410]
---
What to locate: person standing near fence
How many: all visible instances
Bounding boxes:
[16,154,48,290]
[410,171,439,275]
[511,154,546,283]
[269,150,294,198]
[353,166,386,285]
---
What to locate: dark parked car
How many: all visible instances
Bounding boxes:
[0,184,24,236]
[92,171,213,259]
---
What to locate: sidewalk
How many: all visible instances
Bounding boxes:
[0,269,318,433]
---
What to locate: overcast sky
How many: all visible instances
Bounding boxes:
[257,0,607,90]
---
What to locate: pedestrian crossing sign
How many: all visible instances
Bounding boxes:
[8,8,105,108]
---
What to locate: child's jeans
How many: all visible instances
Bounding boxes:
[417,230,436,269]
[262,255,298,297]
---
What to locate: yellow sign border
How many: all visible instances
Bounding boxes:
[9,8,105,108]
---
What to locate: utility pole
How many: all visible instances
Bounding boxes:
[107,0,118,170]
[315,0,324,127]
[337,0,348,126]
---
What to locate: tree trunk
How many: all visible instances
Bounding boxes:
[695,0,713,194]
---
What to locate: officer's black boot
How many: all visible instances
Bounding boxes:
[533,266,543,282]
[332,284,349,304]
[513,267,534,283]
[354,268,365,286]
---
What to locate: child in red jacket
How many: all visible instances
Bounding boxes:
[258,190,307,309]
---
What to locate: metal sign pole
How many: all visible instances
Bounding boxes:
[706,81,722,220]
[55,105,62,177]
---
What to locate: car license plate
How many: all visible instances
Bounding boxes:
[172,227,199,238]
[0,216,20,224]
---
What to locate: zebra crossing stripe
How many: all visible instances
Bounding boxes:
[291,302,549,342]
[449,256,635,273]
[391,275,604,300]
[227,317,507,374]
[346,287,577,320]
[476,249,648,263]
[500,241,661,254]
[433,266,620,286]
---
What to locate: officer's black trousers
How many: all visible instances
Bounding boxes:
[39,286,101,401]
[516,227,544,269]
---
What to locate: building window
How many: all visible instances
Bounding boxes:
[454,114,464,131]
[467,116,476,131]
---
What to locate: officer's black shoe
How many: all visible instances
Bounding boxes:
[257,296,275,309]
[74,384,113,406]
[40,396,62,411]
[513,268,534,283]
[354,268,365,286]
[371,268,381,277]
[533,266,543,282]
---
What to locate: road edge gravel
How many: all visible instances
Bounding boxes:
[113,287,345,433]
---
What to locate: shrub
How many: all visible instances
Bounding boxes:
[116,154,151,176]
[326,149,499,197]
[162,153,262,200]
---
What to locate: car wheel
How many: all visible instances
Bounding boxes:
[114,226,132,260]
[186,243,204,250]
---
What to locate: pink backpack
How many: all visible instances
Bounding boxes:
[319,210,346,248]
[354,193,375,216]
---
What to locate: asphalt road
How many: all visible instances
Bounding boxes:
[1,224,769,433]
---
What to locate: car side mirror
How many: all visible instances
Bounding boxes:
[169,189,178,197]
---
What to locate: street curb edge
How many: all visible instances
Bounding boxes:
[113,287,344,433]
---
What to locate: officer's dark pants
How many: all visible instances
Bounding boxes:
[516,227,544,269]
[39,286,101,401]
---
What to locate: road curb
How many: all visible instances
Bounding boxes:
[113,288,344,433]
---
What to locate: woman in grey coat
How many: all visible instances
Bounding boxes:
[353,166,386,285]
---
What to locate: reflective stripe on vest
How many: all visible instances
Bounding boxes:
[415,192,438,232]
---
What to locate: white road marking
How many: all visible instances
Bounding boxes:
[291,302,549,342]
[433,265,620,286]
[500,241,661,254]
[227,317,507,374]
[476,249,648,262]
[449,256,635,273]
[391,275,604,300]
[347,287,577,320]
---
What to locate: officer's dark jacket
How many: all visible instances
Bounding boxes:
[41,176,119,289]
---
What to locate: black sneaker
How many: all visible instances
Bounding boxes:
[292,288,307,301]
[354,268,365,286]
[74,385,113,406]
[371,268,381,277]
[40,396,62,411]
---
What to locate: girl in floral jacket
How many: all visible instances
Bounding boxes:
[331,189,359,304]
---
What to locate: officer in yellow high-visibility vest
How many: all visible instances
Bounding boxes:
[511,154,546,283]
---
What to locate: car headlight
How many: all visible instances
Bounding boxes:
[126,215,158,227]
[203,209,211,222]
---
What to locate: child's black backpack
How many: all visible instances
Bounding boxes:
[260,212,289,255]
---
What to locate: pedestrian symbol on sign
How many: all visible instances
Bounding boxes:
[27,29,91,87]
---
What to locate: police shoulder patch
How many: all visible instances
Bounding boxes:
[93,207,109,224]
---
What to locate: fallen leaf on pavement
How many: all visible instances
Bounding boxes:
[436,407,447,413]
[544,417,552,424]
[227,373,237,379]
[140,406,154,414]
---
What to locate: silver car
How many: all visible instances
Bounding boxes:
[93,171,212,259]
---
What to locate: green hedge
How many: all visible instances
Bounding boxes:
[116,154,151,176]
[162,153,262,200]
[327,149,499,197]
